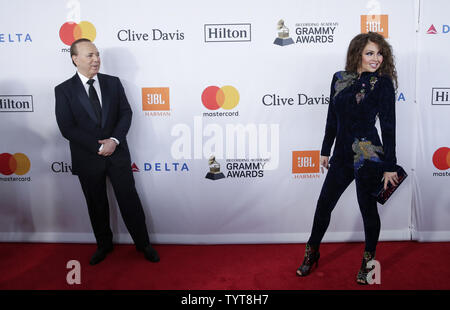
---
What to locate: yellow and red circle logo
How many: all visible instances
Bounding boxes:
[0,153,31,175]
[59,21,96,46]
[432,147,450,170]
[201,85,240,110]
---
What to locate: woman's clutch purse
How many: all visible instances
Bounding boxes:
[372,165,408,205]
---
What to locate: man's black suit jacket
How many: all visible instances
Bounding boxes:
[55,73,133,175]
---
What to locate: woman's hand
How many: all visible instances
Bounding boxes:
[383,171,399,190]
[320,156,329,170]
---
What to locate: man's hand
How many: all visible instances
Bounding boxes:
[98,139,117,156]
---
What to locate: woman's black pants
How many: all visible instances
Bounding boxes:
[307,161,383,252]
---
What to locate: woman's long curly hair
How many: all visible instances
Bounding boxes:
[345,32,398,89]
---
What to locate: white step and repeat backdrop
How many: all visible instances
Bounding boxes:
[0,0,448,244]
[413,0,450,241]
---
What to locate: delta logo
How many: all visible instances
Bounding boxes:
[426,24,450,34]
[292,150,321,179]
[427,24,438,34]
[0,32,32,43]
[131,163,139,172]
[0,153,31,181]
[432,147,450,177]
[361,15,388,38]
[142,87,170,116]
[201,85,240,117]
[59,21,96,46]
[131,162,189,172]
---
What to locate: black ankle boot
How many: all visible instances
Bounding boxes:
[296,244,320,277]
[356,251,376,285]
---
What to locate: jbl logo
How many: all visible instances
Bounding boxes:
[147,93,165,105]
[292,151,320,173]
[297,156,315,168]
[142,88,170,111]
[361,15,389,38]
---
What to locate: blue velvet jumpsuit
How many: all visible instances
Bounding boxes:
[307,71,397,252]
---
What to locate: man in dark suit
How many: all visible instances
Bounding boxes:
[55,38,159,265]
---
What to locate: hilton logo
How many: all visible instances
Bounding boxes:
[0,96,33,112]
[432,88,450,105]
[204,23,251,42]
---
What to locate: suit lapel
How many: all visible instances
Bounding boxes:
[71,74,99,125]
[97,73,110,128]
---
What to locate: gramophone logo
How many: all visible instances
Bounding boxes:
[205,155,225,180]
[273,19,294,46]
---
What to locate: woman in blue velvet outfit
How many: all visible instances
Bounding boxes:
[296,32,399,284]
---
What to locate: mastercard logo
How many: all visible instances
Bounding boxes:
[432,147,450,170]
[201,85,239,110]
[0,153,31,175]
[59,21,96,46]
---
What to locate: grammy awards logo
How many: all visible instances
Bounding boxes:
[205,155,225,180]
[273,19,294,46]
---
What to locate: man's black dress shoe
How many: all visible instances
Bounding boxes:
[89,246,113,265]
[141,245,160,262]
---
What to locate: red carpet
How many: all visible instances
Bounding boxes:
[0,241,449,290]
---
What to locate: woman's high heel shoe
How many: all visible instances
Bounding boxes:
[356,251,376,285]
[296,244,320,277]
